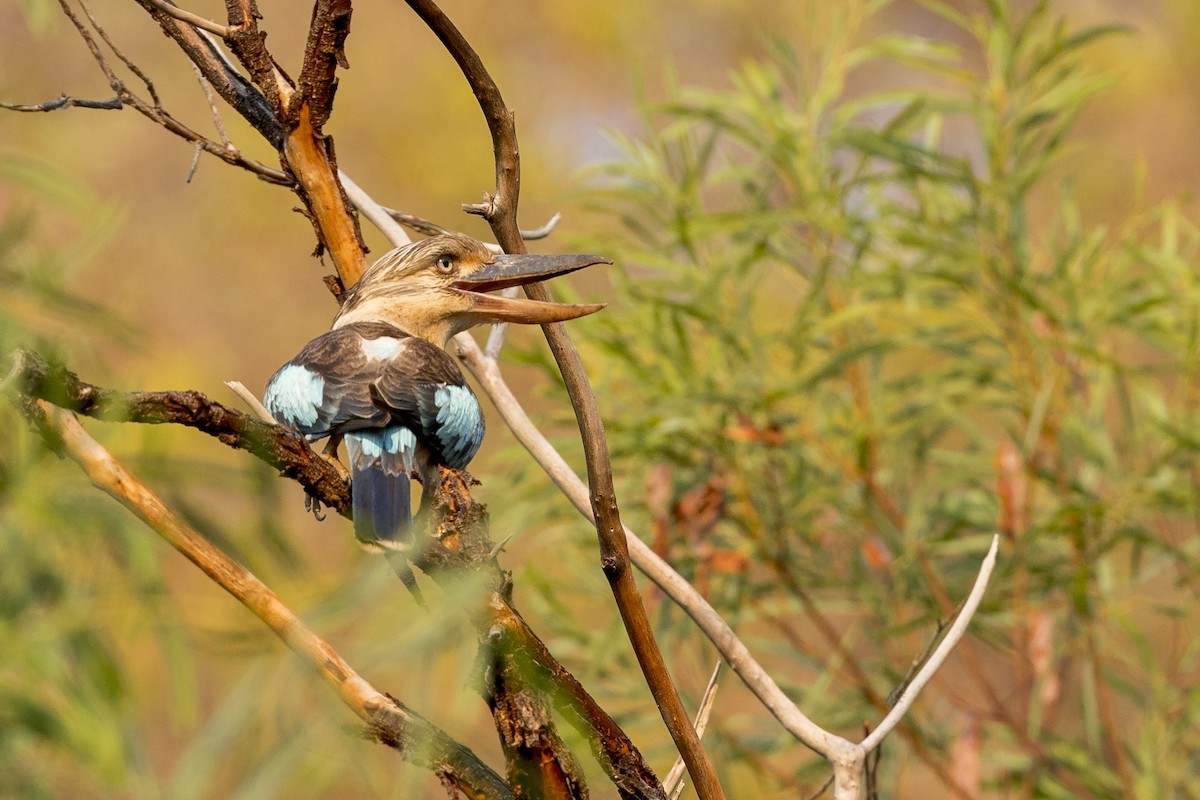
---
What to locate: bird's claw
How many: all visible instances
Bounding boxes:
[304,492,327,521]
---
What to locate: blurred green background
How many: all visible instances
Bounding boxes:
[2,1,1199,797]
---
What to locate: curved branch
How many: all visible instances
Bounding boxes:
[860,536,1000,752]
[25,400,511,800]
[402,4,725,797]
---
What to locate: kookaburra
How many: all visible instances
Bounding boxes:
[264,233,608,550]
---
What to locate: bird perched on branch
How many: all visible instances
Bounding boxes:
[264,233,608,550]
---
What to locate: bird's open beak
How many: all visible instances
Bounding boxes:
[452,253,611,325]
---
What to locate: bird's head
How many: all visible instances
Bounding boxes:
[333,233,610,345]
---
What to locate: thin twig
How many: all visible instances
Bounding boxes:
[664,662,722,800]
[339,170,412,248]
[190,60,234,148]
[143,0,231,37]
[27,401,512,800]
[75,0,160,106]
[0,94,122,111]
[224,380,276,422]
[483,288,519,358]
[186,140,202,181]
[401,4,724,796]
[382,206,562,246]
[134,0,285,146]
[860,536,1000,752]
[55,0,290,183]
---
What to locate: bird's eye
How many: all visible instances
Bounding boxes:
[436,256,454,273]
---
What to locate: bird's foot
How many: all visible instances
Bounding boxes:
[304,492,327,521]
[318,450,350,483]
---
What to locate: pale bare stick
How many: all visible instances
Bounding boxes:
[860,535,1000,752]
[224,380,276,423]
[663,662,723,800]
[142,0,231,37]
[338,169,412,248]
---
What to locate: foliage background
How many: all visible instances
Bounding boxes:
[1,0,1198,797]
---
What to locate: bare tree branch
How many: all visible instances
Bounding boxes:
[338,169,412,247]
[23,400,512,800]
[38,0,291,182]
[380,205,562,246]
[188,60,234,148]
[400,4,725,796]
[293,0,352,131]
[663,663,722,800]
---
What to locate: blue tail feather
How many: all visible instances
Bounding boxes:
[346,428,416,549]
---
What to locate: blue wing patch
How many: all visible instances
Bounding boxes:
[264,364,325,430]
[433,384,484,468]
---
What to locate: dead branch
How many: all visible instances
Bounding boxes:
[380,204,561,245]
[0,94,122,111]
[401,3,725,796]
[293,0,352,131]
[34,0,291,182]
[24,400,511,800]
[132,0,367,280]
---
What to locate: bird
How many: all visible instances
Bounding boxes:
[264,233,608,551]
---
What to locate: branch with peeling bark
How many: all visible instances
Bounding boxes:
[12,0,291,183]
